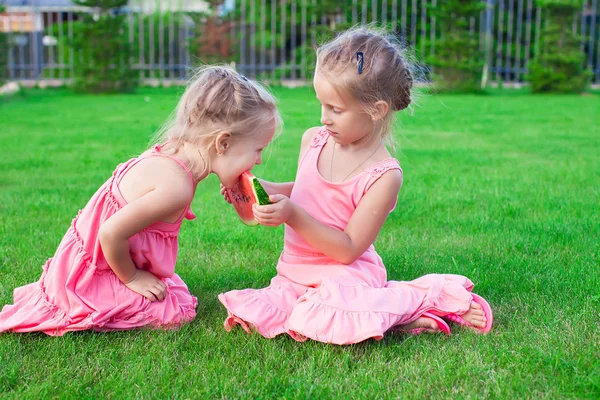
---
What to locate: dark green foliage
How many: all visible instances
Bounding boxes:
[527,0,591,93]
[71,0,137,93]
[426,0,486,93]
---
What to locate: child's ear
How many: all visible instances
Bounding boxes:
[371,101,389,122]
[215,131,232,155]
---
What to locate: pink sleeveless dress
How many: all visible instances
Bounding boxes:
[219,128,475,345]
[0,144,198,336]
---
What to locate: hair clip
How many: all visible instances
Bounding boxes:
[356,52,364,74]
[240,74,249,82]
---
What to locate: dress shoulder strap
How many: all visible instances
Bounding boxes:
[363,158,403,192]
[309,127,329,148]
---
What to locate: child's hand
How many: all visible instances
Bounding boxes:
[253,194,296,226]
[220,183,232,204]
[124,269,167,302]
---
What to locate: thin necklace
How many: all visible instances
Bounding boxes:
[330,140,383,183]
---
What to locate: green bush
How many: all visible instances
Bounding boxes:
[426,0,486,93]
[527,0,591,93]
[71,0,137,93]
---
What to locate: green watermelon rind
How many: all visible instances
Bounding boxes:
[252,177,272,205]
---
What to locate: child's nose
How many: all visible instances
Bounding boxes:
[320,107,331,126]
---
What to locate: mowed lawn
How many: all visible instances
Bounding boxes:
[0,87,598,398]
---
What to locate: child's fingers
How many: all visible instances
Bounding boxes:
[144,291,158,302]
[253,203,277,213]
[146,287,165,302]
[252,205,272,219]
[269,194,286,203]
[153,287,166,302]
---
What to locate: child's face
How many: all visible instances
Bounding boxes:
[313,71,375,146]
[217,120,276,188]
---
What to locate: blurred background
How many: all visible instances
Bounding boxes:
[0,0,598,94]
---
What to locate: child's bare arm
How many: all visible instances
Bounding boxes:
[99,171,193,301]
[254,169,403,264]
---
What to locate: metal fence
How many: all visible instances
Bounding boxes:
[1,0,599,86]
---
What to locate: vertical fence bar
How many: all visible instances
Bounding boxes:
[7,10,15,79]
[401,0,407,41]
[482,0,495,88]
[524,0,532,74]
[184,0,191,78]
[58,9,64,79]
[261,0,266,78]
[534,3,541,57]
[271,0,276,80]
[515,0,523,82]
[230,1,237,77]
[353,0,358,24]
[19,8,27,79]
[168,0,174,80]
[573,16,578,38]
[373,0,378,22]
[362,0,367,26]
[30,1,39,79]
[128,4,134,79]
[240,0,246,75]
[68,9,74,80]
[382,0,387,26]
[301,0,307,79]
[250,0,256,78]
[588,0,597,76]
[505,0,513,82]
[496,0,504,82]
[280,0,286,80]
[594,0,600,82]
[430,0,436,59]
[392,0,397,32]
[421,0,426,57]
[311,0,316,51]
[480,1,485,54]
[579,1,587,55]
[149,2,155,80]
[291,0,296,79]
[138,0,145,80]
[411,0,416,47]
[17,8,25,79]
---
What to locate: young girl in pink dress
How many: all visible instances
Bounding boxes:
[0,66,281,336]
[219,28,493,345]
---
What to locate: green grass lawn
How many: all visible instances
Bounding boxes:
[1,87,599,398]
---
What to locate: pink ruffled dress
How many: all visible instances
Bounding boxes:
[219,127,475,345]
[0,145,198,336]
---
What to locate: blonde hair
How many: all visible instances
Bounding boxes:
[153,65,282,180]
[316,26,414,150]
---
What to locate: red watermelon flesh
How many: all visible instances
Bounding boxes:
[228,171,272,226]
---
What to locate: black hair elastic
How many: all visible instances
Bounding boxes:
[356,52,364,74]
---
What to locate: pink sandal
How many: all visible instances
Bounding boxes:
[408,312,451,336]
[444,293,493,334]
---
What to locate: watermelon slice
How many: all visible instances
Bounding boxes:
[228,171,272,226]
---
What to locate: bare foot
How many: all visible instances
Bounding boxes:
[401,316,442,334]
[458,301,487,328]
